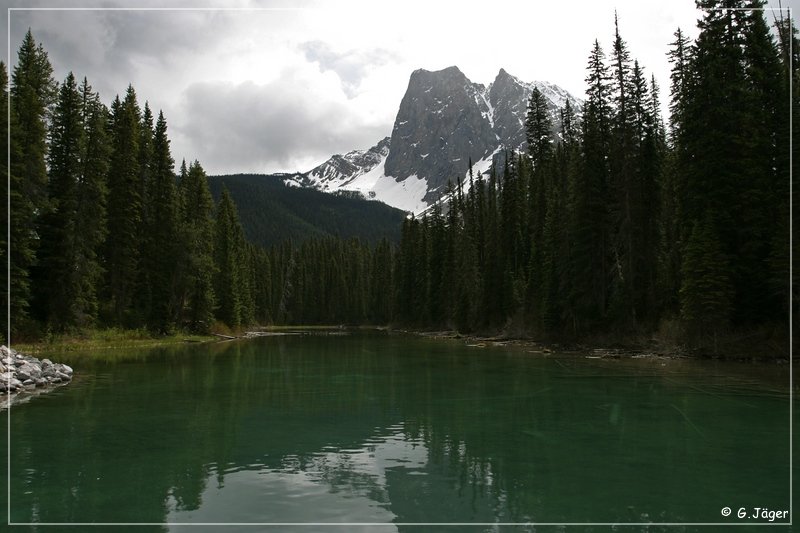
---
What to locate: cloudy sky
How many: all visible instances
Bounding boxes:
[5,0,795,175]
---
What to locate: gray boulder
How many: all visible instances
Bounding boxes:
[0,346,74,402]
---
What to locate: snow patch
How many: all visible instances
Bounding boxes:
[478,85,495,129]
[303,152,429,215]
[371,173,429,214]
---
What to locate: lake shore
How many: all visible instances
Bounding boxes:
[392,326,791,363]
[0,345,74,407]
[12,323,789,364]
[11,328,217,356]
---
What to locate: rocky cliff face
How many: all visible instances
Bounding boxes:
[488,68,529,151]
[384,66,497,200]
[303,137,391,191]
[290,66,581,213]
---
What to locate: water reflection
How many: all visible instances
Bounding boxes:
[2,333,791,529]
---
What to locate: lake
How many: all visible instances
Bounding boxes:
[2,331,792,531]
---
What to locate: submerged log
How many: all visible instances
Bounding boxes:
[211,333,237,340]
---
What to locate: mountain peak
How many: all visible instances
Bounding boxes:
[410,65,466,81]
[292,67,581,214]
[493,67,524,88]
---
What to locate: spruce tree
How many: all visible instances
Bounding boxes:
[9,30,56,334]
[0,61,12,345]
[571,40,611,330]
[369,238,393,324]
[525,86,553,170]
[658,28,693,315]
[772,8,798,316]
[678,1,779,328]
[0,63,9,343]
[523,91,553,322]
[558,100,582,333]
[105,85,142,325]
[607,14,639,325]
[738,0,787,321]
[74,78,110,328]
[143,110,180,333]
[35,72,84,330]
[178,160,216,331]
[214,187,244,328]
[680,215,733,348]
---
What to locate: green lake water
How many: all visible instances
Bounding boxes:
[1,331,792,531]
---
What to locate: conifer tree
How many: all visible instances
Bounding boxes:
[179,160,216,331]
[666,28,693,143]
[524,91,553,322]
[737,0,787,320]
[677,1,779,329]
[525,87,553,170]
[427,198,447,325]
[134,102,155,318]
[483,164,502,325]
[9,30,55,334]
[570,40,611,330]
[772,8,798,315]
[680,215,732,348]
[105,85,142,324]
[369,238,393,324]
[499,152,522,315]
[214,187,245,328]
[607,14,639,324]
[250,246,272,325]
[35,72,84,330]
[143,110,180,333]
[658,28,693,314]
[558,100,582,332]
[0,63,8,343]
[73,78,110,328]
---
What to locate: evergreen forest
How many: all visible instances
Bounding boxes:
[1,2,795,355]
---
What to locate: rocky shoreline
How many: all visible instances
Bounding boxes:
[0,345,73,402]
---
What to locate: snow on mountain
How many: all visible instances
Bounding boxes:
[305,137,390,191]
[285,67,581,215]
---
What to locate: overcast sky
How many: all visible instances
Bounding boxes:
[5,0,795,175]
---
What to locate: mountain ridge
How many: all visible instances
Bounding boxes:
[207,173,407,248]
[284,66,581,214]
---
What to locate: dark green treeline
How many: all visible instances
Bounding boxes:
[1,29,394,339]
[2,1,795,345]
[393,3,794,345]
[1,31,270,339]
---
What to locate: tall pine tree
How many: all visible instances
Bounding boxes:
[178,160,216,332]
[9,30,55,335]
[34,72,84,331]
[105,85,142,325]
[142,110,180,333]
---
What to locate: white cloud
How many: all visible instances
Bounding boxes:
[174,63,390,174]
[5,0,793,175]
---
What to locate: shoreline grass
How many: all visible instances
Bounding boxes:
[11,328,216,355]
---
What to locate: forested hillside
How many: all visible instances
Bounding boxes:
[0,31,404,341]
[207,174,405,247]
[389,6,795,352]
[3,2,795,355]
